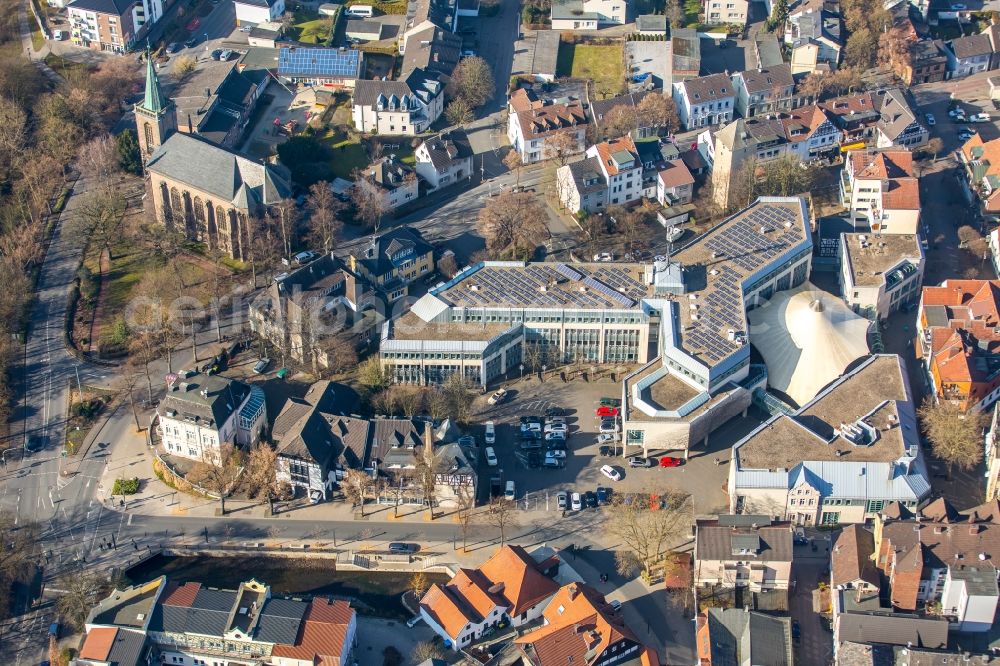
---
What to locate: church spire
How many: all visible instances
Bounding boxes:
[141,48,165,114]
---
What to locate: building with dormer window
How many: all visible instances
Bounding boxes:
[351,68,444,136]
[414,129,473,191]
[671,73,734,130]
[554,136,643,214]
[694,515,794,597]
[347,227,434,302]
[507,88,589,164]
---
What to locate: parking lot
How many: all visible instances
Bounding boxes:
[471,376,767,515]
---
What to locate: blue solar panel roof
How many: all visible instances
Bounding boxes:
[278,47,361,78]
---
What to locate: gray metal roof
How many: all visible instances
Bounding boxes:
[158,371,252,430]
[950,565,1000,597]
[256,597,309,644]
[104,628,150,666]
[146,133,291,208]
[707,608,792,666]
[837,612,948,649]
[696,520,793,562]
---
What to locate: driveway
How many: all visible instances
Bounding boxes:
[458,0,520,113]
[789,532,834,666]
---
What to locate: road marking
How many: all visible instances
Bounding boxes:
[128,513,133,526]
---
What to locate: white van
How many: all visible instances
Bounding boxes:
[346,4,374,17]
[484,421,495,445]
[505,480,515,501]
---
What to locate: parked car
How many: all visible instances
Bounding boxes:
[666,226,685,243]
[544,431,566,441]
[167,42,182,53]
[959,129,977,141]
[599,445,617,457]
[792,620,801,644]
[571,492,583,511]
[211,48,223,60]
[520,415,541,424]
[601,465,622,481]
[545,449,567,459]
[545,407,567,417]
[184,36,198,48]
[253,358,270,374]
[659,456,683,467]
[544,423,567,433]
[596,433,616,444]
[545,416,566,426]
[596,406,619,417]
[557,491,568,510]
[584,491,598,508]
[388,542,418,554]
[599,397,621,407]
[485,446,498,466]
[593,252,613,262]
[924,112,936,126]
[488,388,508,405]
[520,429,542,439]
[596,486,610,504]
[52,30,67,40]
[520,439,542,450]
[599,421,618,434]
[294,250,317,264]
[484,421,495,444]
[542,458,565,468]
[520,422,541,433]
[628,456,653,468]
[970,112,991,123]
[220,49,234,61]
[505,480,515,500]
[546,441,567,451]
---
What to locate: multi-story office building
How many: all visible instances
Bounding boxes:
[381,197,813,461]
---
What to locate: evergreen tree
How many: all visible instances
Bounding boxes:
[115,129,142,175]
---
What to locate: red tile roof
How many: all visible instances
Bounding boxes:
[79,627,118,661]
[478,544,561,617]
[270,598,354,663]
[160,581,200,607]
[848,149,920,210]
[658,159,695,189]
[593,136,638,177]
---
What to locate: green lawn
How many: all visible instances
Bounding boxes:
[556,43,624,97]
[320,129,370,179]
[44,53,91,77]
[287,11,333,44]
[347,0,408,14]
[683,0,701,25]
[30,16,44,51]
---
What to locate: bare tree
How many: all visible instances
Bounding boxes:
[605,489,692,579]
[542,131,580,165]
[445,97,475,125]
[437,253,458,278]
[0,511,39,582]
[503,150,523,187]
[918,398,988,476]
[447,56,496,109]
[246,442,280,514]
[636,93,680,135]
[414,445,438,520]
[456,484,476,552]
[487,496,516,546]
[173,55,197,79]
[424,387,450,422]
[614,550,642,577]
[189,444,243,515]
[305,181,344,253]
[411,641,447,664]
[350,170,388,233]
[478,190,549,259]
[316,331,359,376]
[410,571,430,598]
[603,105,639,140]
[342,469,375,516]
[358,357,390,394]
[56,572,111,631]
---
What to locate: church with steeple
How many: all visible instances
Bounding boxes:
[136,53,291,261]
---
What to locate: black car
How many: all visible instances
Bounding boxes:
[545,407,566,417]
[599,445,614,457]
[211,48,223,60]
[520,415,541,424]
[546,441,567,451]
[584,491,598,508]
[166,42,182,53]
[596,487,611,504]
[520,430,541,440]
[389,542,418,554]
[516,450,541,468]
[184,36,198,48]
[519,440,542,451]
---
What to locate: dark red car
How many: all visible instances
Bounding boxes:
[596,406,619,418]
[659,456,683,468]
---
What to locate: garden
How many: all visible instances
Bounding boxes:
[556,41,625,97]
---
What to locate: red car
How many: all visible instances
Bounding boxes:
[186,17,201,31]
[659,456,683,468]
[596,406,619,418]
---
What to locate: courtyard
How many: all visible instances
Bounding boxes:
[556,43,625,98]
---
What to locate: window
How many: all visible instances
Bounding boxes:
[821,512,840,525]
[866,499,885,513]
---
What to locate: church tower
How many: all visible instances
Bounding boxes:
[134,52,176,161]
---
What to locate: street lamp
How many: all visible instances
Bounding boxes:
[541,365,546,382]
[519,363,524,381]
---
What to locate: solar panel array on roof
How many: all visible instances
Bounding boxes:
[278,47,361,78]
[703,205,799,273]
[443,265,646,309]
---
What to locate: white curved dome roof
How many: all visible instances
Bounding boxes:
[747,282,871,406]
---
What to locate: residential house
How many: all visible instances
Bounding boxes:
[414,129,473,192]
[786,8,843,75]
[917,279,1000,412]
[729,354,932,525]
[753,33,784,68]
[155,370,265,463]
[248,254,380,370]
[400,21,462,78]
[671,73,734,130]
[419,545,560,650]
[826,499,1000,639]
[840,149,921,234]
[656,159,695,206]
[351,68,444,136]
[696,608,794,665]
[672,28,701,80]
[703,0,748,25]
[984,19,1000,70]
[704,107,841,211]
[946,33,994,79]
[277,46,363,87]
[346,227,434,302]
[821,88,928,149]
[555,136,643,214]
[840,232,924,321]
[170,59,261,149]
[896,38,948,85]
[271,381,368,502]
[731,63,798,118]
[513,582,659,666]
[694,516,794,599]
[67,0,167,53]
[345,19,384,41]
[507,88,588,164]
[959,132,1000,215]
[550,0,626,29]
[79,577,359,666]
[362,155,419,210]
[234,0,285,27]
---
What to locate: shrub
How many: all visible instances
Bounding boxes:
[78,266,98,303]
[112,477,140,495]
